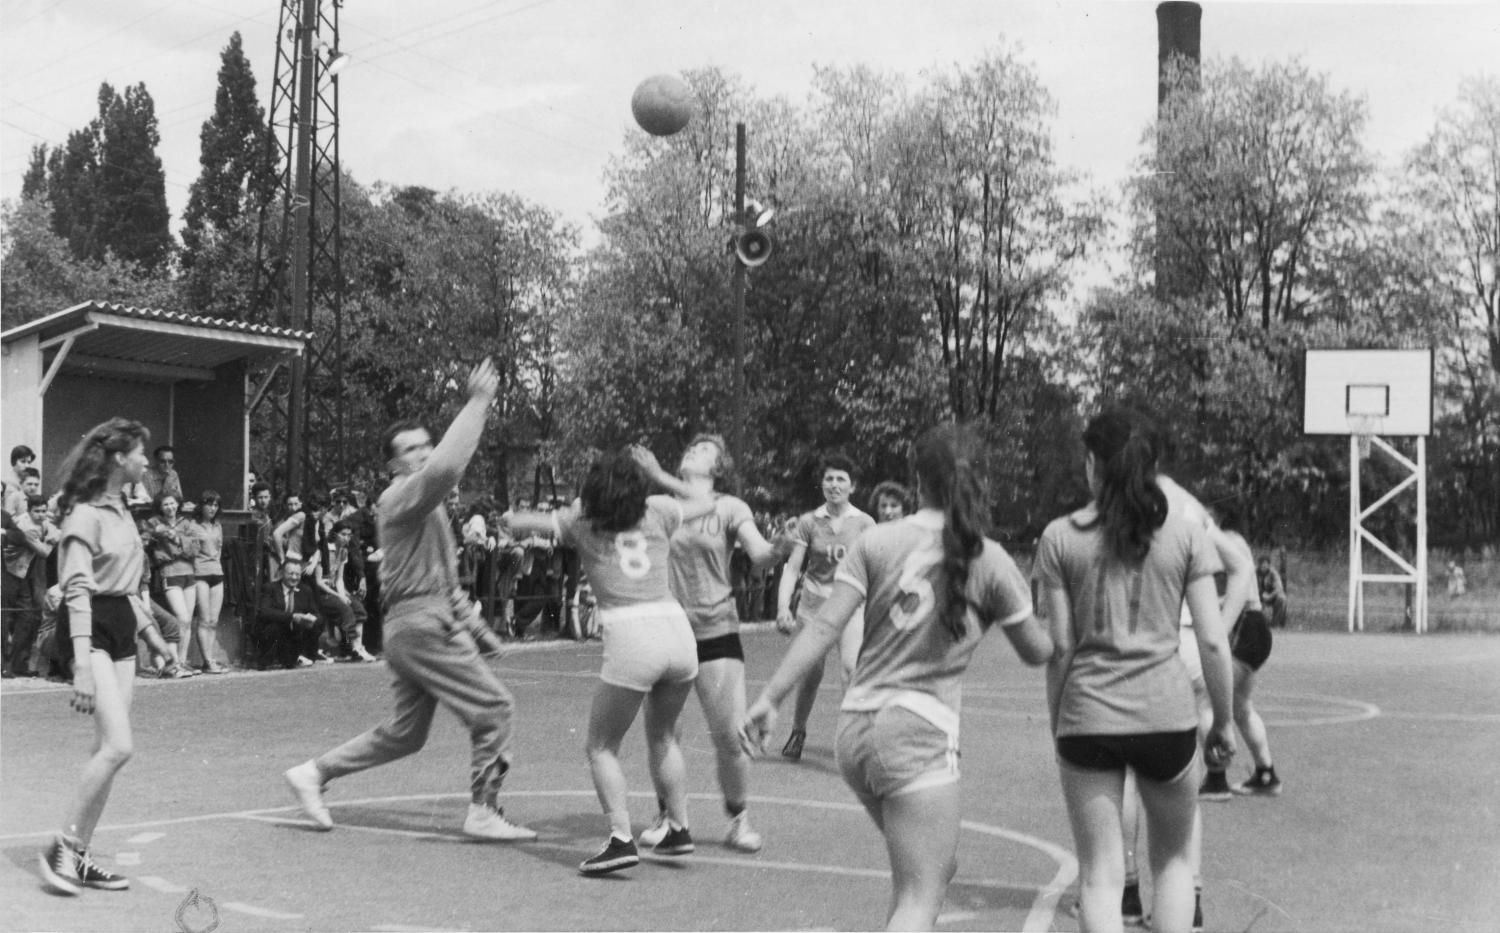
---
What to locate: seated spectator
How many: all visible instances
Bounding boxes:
[254,558,327,669]
[312,520,376,662]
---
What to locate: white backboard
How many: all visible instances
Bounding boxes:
[1303,348,1432,436]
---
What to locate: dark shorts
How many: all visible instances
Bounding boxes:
[1231,608,1273,671]
[163,573,194,590]
[1056,728,1198,783]
[70,595,139,663]
[196,574,224,586]
[696,632,744,664]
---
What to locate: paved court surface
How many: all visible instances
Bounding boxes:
[3,627,1498,931]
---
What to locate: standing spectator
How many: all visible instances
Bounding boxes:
[187,491,230,673]
[1445,560,1467,598]
[1256,556,1288,629]
[142,447,183,502]
[4,445,37,516]
[246,482,282,583]
[142,493,199,672]
[7,468,44,518]
[4,495,59,677]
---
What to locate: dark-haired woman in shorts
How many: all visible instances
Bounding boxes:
[1036,410,1236,933]
[37,418,154,896]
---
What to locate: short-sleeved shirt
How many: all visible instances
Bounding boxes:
[836,510,1033,738]
[554,495,684,610]
[790,504,874,619]
[669,494,756,639]
[58,496,149,637]
[1035,505,1223,737]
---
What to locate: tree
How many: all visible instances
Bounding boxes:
[31,82,174,272]
[1134,57,1374,329]
[1398,76,1500,545]
[94,82,173,271]
[180,32,274,318]
[1,196,176,331]
[891,44,1104,421]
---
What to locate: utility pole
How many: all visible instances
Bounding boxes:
[730,122,747,460]
[285,0,317,490]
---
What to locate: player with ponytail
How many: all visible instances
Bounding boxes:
[742,424,1052,931]
[1036,409,1236,933]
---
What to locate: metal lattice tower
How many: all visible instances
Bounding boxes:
[252,0,345,492]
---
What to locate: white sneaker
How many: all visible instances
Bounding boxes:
[284,761,333,830]
[725,811,763,852]
[353,644,377,662]
[637,811,670,848]
[463,802,537,842]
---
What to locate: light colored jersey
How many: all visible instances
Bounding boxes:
[1035,503,1222,737]
[555,495,683,610]
[58,495,148,638]
[837,510,1033,738]
[668,494,755,639]
[791,504,874,619]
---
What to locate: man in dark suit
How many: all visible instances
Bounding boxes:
[255,558,325,669]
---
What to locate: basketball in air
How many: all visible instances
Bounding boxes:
[631,74,696,136]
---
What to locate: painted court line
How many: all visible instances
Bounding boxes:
[3,789,1072,932]
[126,831,165,844]
[221,900,305,920]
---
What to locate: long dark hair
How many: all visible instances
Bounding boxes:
[1083,409,1167,562]
[56,418,150,516]
[580,448,650,534]
[198,490,222,524]
[912,424,988,641]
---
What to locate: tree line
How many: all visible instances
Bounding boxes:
[3,33,1496,549]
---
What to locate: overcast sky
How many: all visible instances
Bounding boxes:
[3,0,1498,247]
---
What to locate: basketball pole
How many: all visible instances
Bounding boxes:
[729,122,748,462]
[1349,435,1361,632]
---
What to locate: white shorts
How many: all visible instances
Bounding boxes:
[598,600,698,692]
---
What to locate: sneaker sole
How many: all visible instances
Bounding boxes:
[1198,791,1233,802]
[38,854,80,896]
[1232,785,1283,797]
[726,837,763,853]
[284,772,334,830]
[653,843,695,856]
[578,854,639,875]
[81,876,130,890]
[464,828,538,842]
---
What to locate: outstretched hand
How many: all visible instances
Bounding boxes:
[739,696,778,758]
[467,358,500,403]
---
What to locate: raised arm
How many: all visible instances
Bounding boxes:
[389,359,500,522]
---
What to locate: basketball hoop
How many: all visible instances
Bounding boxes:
[1347,414,1381,459]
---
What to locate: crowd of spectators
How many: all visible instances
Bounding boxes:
[1,440,803,684]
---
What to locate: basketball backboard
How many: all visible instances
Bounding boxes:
[1302,349,1433,436]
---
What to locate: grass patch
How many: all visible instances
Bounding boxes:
[1276,547,1499,634]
